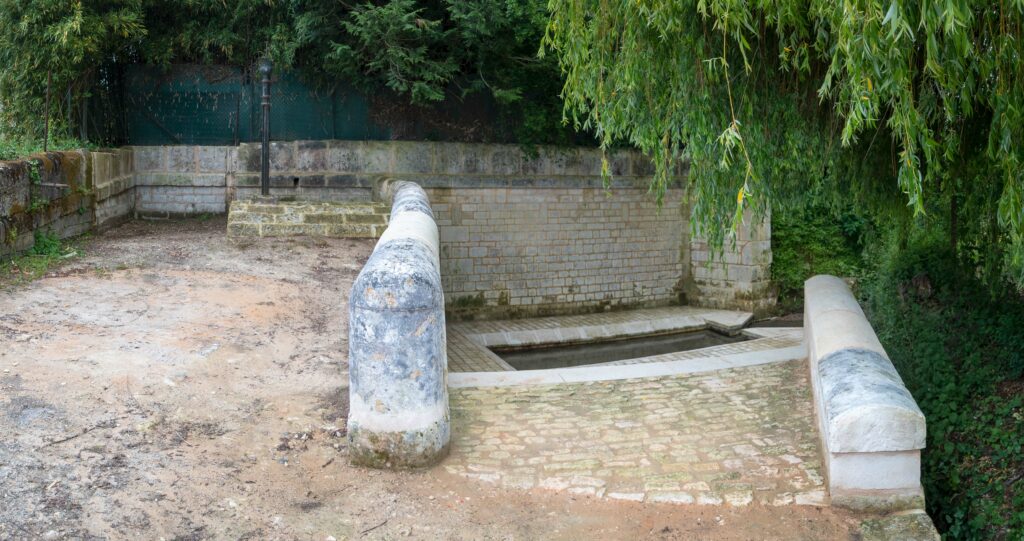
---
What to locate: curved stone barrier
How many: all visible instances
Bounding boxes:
[804,275,926,511]
[348,179,449,468]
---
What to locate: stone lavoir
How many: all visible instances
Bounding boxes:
[0,139,939,537]
[222,139,775,319]
[342,172,938,538]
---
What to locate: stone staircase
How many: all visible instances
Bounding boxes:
[227,199,390,239]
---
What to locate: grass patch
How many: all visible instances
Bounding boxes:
[0,229,84,287]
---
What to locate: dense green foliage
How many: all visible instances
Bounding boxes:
[0,136,95,161]
[543,0,1024,287]
[770,202,1024,538]
[0,0,145,141]
[861,229,1024,540]
[0,0,572,146]
[770,206,867,312]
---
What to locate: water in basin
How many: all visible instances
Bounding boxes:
[491,329,749,371]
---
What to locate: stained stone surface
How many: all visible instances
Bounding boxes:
[819,348,926,452]
[227,200,389,239]
[444,360,827,506]
[347,182,449,468]
[804,274,929,513]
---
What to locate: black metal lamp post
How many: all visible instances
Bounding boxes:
[259,58,273,197]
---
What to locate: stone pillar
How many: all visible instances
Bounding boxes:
[347,180,450,468]
[688,209,775,316]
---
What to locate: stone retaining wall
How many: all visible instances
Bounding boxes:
[132,146,236,217]
[228,140,768,318]
[1,141,776,319]
[0,149,133,257]
[428,182,687,319]
[804,275,927,512]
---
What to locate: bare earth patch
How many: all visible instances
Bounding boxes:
[1,218,865,540]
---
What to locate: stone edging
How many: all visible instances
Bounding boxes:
[448,339,805,388]
[346,179,450,468]
[804,275,927,512]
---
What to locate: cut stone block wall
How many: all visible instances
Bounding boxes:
[132,146,236,217]
[0,149,131,257]
[2,141,775,319]
[688,211,774,315]
[91,148,135,229]
[804,275,927,512]
[227,200,388,238]
[428,184,687,319]
[236,140,711,318]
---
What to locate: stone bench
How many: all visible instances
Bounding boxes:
[347,179,449,468]
[804,275,926,511]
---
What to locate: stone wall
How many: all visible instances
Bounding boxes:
[1,140,776,318]
[688,212,774,314]
[427,182,687,319]
[348,180,449,468]
[234,140,707,318]
[132,146,236,217]
[804,275,927,512]
[0,149,132,257]
[92,149,135,229]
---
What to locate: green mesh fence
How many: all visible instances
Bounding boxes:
[102,64,503,146]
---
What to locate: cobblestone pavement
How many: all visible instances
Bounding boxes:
[444,360,826,506]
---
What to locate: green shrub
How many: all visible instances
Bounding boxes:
[862,231,1024,540]
[29,229,62,257]
[770,206,868,312]
[0,136,93,161]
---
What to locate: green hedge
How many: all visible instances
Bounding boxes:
[773,210,1024,539]
[861,232,1024,540]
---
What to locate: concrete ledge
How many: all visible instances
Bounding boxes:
[347,180,449,468]
[804,275,927,512]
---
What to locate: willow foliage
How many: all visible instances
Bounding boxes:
[543,0,1024,284]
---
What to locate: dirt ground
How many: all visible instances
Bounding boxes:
[1,218,866,540]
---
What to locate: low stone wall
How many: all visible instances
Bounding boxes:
[804,275,927,511]
[0,149,133,257]
[347,180,449,468]
[230,140,743,318]
[227,200,388,239]
[3,141,776,319]
[92,149,135,229]
[132,146,236,217]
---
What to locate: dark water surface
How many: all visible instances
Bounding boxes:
[492,329,749,371]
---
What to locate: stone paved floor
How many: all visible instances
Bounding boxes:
[448,326,514,372]
[444,359,826,506]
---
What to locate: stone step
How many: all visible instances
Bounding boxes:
[227,200,390,239]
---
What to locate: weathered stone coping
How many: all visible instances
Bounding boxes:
[347,179,450,468]
[804,275,927,512]
[463,307,752,349]
[446,306,756,373]
[448,333,804,388]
